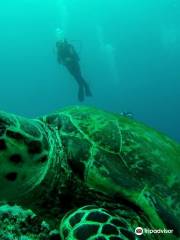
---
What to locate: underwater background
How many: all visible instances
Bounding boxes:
[0,0,179,142]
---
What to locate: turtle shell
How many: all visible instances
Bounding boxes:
[55,106,180,238]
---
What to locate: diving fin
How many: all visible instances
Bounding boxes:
[78,86,84,102]
[84,83,92,97]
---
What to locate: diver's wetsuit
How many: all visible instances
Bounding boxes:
[56,40,92,102]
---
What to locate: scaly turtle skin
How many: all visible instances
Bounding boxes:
[0,106,179,240]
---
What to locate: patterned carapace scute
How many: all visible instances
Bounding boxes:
[0,106,179,240]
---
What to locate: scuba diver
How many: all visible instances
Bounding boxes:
[56,38,92,102]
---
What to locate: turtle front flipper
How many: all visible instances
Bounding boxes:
[60,205,141,240]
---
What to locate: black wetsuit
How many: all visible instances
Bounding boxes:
[56,40,92,102]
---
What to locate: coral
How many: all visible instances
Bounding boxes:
[0,204,60,240]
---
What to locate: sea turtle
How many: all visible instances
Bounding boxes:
[0,105,179,240]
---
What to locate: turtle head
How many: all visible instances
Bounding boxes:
[0,111,50,201]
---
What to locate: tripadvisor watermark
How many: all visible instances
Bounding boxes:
[135,227,174,236]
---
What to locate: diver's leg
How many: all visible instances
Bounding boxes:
[83,79,92,97]
[77,76,92,100]
[78,85,85,102]
[74,75,85,102]
[60,205,140,240]
[65,63,85,102]
[76,74,92,97]
[69,63,92,99]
